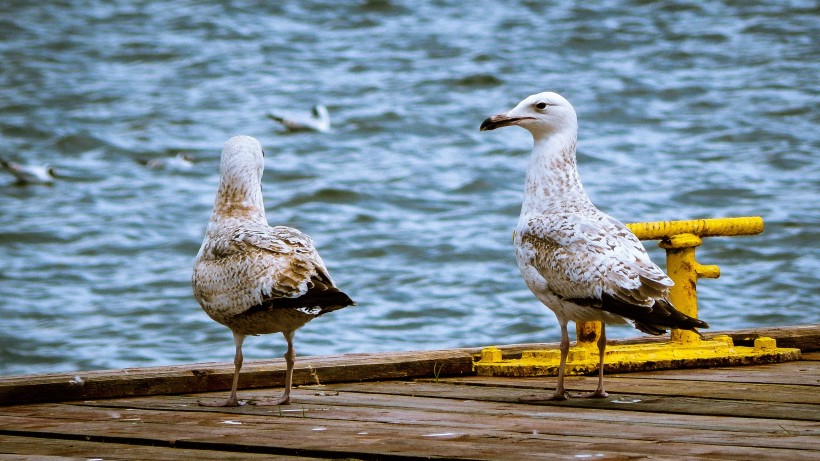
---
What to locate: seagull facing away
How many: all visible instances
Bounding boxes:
[480,92,708,400]
[0,157,56,185]
[267,104,331,133]
[192,135,354,407]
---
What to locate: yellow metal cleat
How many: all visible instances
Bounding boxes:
[475,335,801,377]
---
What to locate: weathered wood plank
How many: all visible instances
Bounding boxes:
[1,325,816,406]
[0,349,474,406]
[75,394,820,451]
[715,324,820,351]
[423,374,820,404]
[795,351,820,361]
[64,390,820,440]
[621,360,820,386]
[1,404,817,461]
[323,380,820,422]
[0,434,318,460]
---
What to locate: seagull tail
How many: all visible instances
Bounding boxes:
[250,286,355,316]
[632,298,709,336]
[585,293,709,336]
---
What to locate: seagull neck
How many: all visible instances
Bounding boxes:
[522,132,591,213]
[213,178,267,223]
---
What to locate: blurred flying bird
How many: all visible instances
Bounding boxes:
[0,157,56,185]
[267,104,331,133]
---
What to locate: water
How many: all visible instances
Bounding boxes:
[0,0,817,376]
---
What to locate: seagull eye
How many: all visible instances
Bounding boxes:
[535,102,548,110]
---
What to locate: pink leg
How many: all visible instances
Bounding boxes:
[200,332,246,407]
[252,330,295,406]
[581,323,609,398]
[520,319,570,402]
[550,320,570,400]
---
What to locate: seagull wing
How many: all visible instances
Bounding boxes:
[519,212,705,334]
[234,225,354,315]
[267,113,312,131]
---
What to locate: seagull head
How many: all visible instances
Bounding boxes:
[480,92,577,138]
[312,105,331,131]
[220,135,265,185]
[312,104,329,119]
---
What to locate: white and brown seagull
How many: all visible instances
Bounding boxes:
[480,92,708,400]
[192,135,354,407]
[267,105,331,133]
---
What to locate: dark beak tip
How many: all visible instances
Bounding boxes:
[479,116,498,132]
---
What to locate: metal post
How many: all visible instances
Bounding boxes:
[658,234,720,344]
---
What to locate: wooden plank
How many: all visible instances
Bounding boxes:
[70,392,820,449]
[0,434,319,460]
[715,324,820,351]
[324,380,820,422]
[799,351,820,361]
[1,324,816,406]
[0,349,474,406]
[423,374,820,404]
[424,358,820,403]
[621,360,820,386]
[70,390,820,439]
[1,403,817,460]
[7,387,819,439]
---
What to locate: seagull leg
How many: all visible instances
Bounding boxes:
[581,323,609,398]
[200,332,246,407]
[550,320,571,400]
[520,319,570,401]
[252,330,294,406]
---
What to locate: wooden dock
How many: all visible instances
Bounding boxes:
[1,325,818,460]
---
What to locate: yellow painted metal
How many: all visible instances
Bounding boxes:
[475,216,801,377]
[474,336,801,377]
[625,216,765,241]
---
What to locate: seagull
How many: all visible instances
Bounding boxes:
[480,92,708,400]
[0,157,56,185]
[139,152,195,170]
[192,135,354,407]
[267,104,331,133]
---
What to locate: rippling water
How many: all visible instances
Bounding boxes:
[0,1,817,376]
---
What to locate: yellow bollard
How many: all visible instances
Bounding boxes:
[477,216,801,378]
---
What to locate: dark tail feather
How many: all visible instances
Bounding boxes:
[260,286,355,316]
[588,293,708,336]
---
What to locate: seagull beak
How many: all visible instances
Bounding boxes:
[480,113,534,131]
